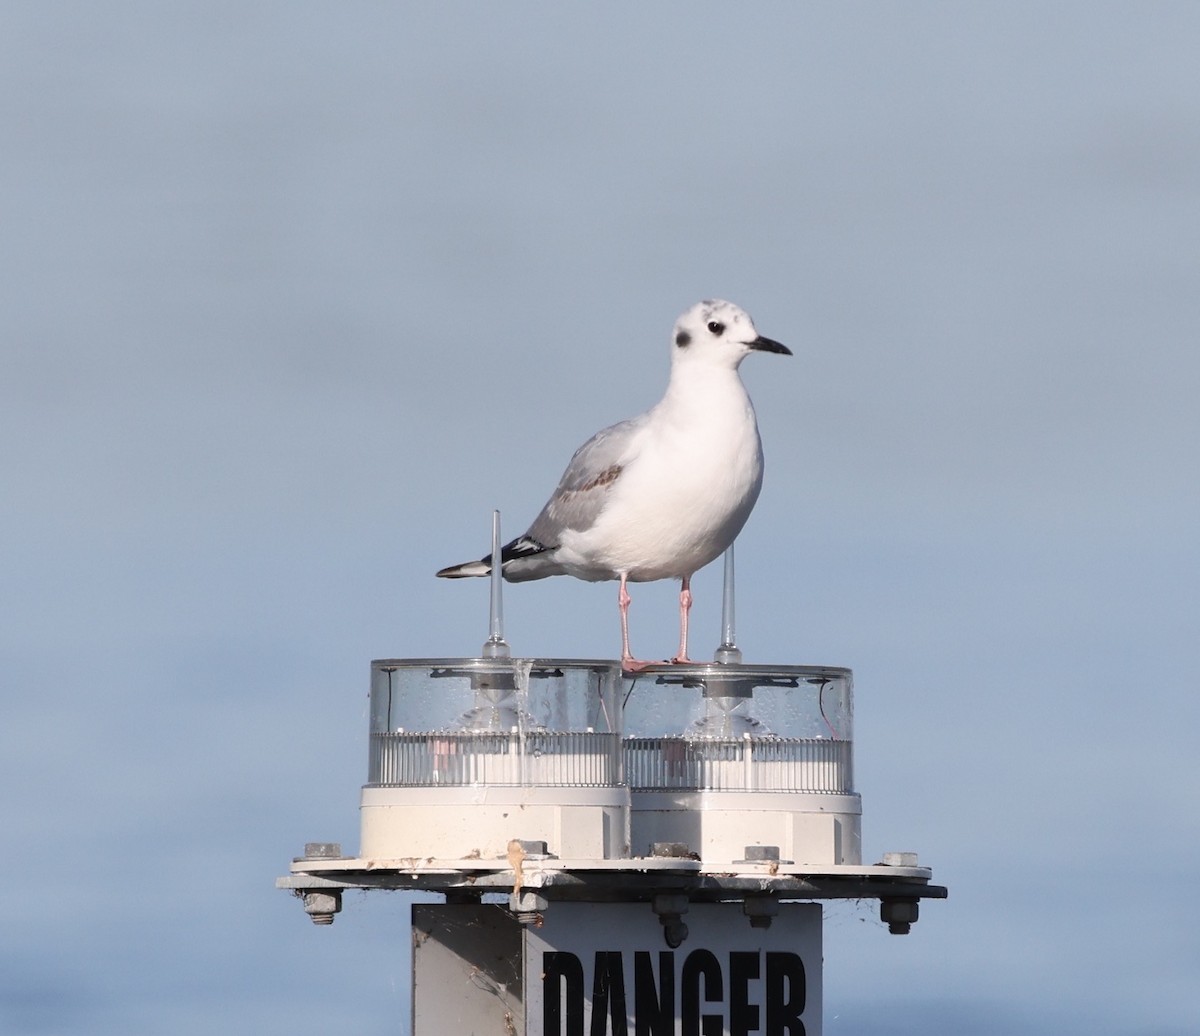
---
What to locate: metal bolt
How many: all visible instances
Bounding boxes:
[743,897,779,929]
[662,919,689,948]
[509,891,548,924]
[302,890,342,925]
[652,894,690,918]
[880,897,919,935]
[743,845,780,862]
[882,851,919,867]
[652,894,690,948]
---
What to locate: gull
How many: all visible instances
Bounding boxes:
[437,299,790,669]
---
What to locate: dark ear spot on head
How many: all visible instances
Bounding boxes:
[675,330,691,348]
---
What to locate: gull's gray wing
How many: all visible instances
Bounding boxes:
[439,413,650,584]
[525,413,647,546]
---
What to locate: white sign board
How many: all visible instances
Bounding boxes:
[525,902,821,1036]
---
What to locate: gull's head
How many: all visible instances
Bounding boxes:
[670,299,791,370]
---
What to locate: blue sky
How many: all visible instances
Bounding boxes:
[3,3,1198,1033]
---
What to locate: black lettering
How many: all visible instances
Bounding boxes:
[591,951,628,1036]
[634,951,674,1036]
[729,951,760,1036]
[681,949,723,1036]
[544,951,586,1036]
[765,952,806,1036]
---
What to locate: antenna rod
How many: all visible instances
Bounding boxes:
[483,510,510,658]
[714,543,742,664]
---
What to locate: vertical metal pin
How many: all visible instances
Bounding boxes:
[483,509,510,658]
[714,542,742,664]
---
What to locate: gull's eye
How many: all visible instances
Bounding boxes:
[707,321,725,336]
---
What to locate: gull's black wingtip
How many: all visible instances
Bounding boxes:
[436,536,550,580]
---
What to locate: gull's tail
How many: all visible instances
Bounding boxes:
[436,536,552,580]
[436,559,491,579]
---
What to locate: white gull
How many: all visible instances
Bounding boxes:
[437,299,790,669]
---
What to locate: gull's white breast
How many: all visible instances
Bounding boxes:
[556,375,765,582]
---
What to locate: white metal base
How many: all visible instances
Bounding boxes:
[359,785,631,861]
[631,790,862,867]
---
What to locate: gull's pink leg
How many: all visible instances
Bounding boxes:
[671,576,693,664]
[619,575,633,659]
[619,574,656,672]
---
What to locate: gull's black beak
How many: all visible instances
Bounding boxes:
[748,335,792,356]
